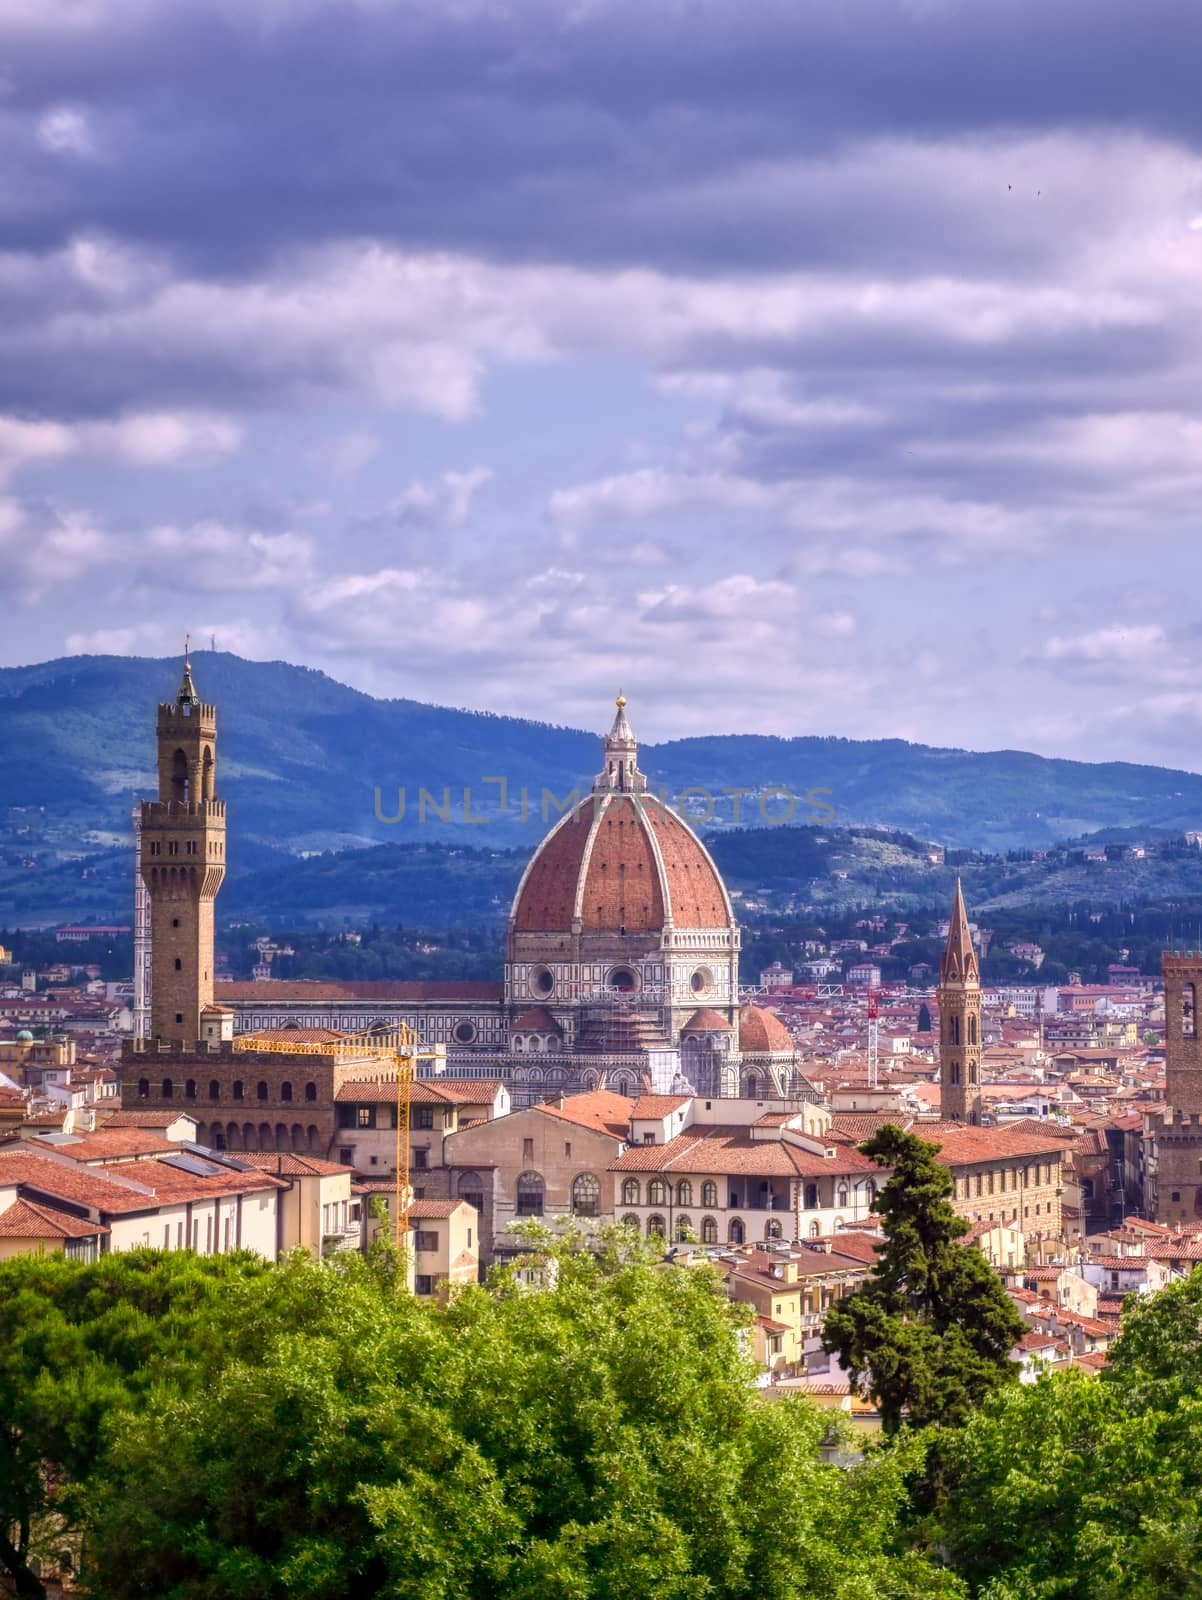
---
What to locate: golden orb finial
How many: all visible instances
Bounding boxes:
[616,690,626,708]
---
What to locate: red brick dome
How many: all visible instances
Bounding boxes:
[511,794,734,933]
[682,1007,734,1032]
[738,1003,793,1055]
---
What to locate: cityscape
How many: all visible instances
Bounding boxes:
[4,3,1202,1598]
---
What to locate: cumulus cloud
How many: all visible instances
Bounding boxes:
[4,0,1202,763]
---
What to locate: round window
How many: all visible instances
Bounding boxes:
[532,966,555,997]
[609,968,637,993]
[453,1020,477,1045]
[691,967,713,995]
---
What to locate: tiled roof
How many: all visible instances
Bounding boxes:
[920,1123,1070,1165]
[409,1199,465,1218]
[832,1112,915,1140]
[238,1152,352,1177]
[0,1196,108,1239]
[422,1079,506,1102]
[0,1149,284,1214]
[611,1126,878,1179]
[98,1109,194,1127]
[629,1094,692,1118]
[19,1128,173,1162]
[535,1091,632,1140]
[218,980,504,1002]
[242,1027,348,1045]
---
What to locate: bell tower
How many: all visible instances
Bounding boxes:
[938,877,982,1123]
[140,647,226,1044]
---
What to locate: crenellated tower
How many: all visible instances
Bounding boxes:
[938,877,982,1123]
[140,650,226,1044]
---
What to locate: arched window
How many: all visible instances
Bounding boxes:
[171,747,188,804]
[208,1079,220,1101]
[676,1179,693,1206]
[257,1081,268,1102]
[162,1078,173,1100]
[622,1177,641,1206]
[647,1214,667,1238]
[1185,983,1197,1039]
[765,1218,783,1240]
[702,1180,718,1207]
[804,1182,818,1210]
[809,1220,821,1238]
[648,1178,668,1206]
[701,1216,718,1244]
[305,1082,317,1102]
[675,1215,693,1242]
[728,1217,745,1245]
[837,1184,849,1207]
[516,1172,544,1217]
[258,1122,272,1148]
[571,1173,601,1217]
[968,1015,978,1045]
[280,1081,293,1102]
[232,1080,244,1101]
[459,1173,484,1213]
[745,1075,759,1099]
[622,1214,641,1229]
[137,1077,149,1099]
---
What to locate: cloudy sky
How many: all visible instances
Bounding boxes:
[3,0,1202,764]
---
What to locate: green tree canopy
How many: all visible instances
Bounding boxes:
[0,1232,967,1600]
[821,1125,1025,1433]
[0,1249,272,1600]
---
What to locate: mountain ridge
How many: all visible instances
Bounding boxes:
[3,652,1202,869]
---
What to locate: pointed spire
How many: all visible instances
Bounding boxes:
[940,875,978,984]
[595,691,646,794]
[177,634,199,708]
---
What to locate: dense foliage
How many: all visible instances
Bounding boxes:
[822,1127,1026,1433]
[930,1271,1202,1598]
[1,1234,960,1600]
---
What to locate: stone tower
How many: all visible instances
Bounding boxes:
[140,651,226,1044]
[938,877,982,1123]
[1155,952,1202,1222]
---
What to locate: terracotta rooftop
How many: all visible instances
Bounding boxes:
[612,1126,878,1179]
[0,1195,109,1239]
[218,980,504,1002]
[19,1128,174,1163]
[535,1090,633,1140]
[238,1151,353,1178]
[409,1198,467,1218]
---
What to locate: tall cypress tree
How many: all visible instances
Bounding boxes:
[822,1125,1025,1433]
